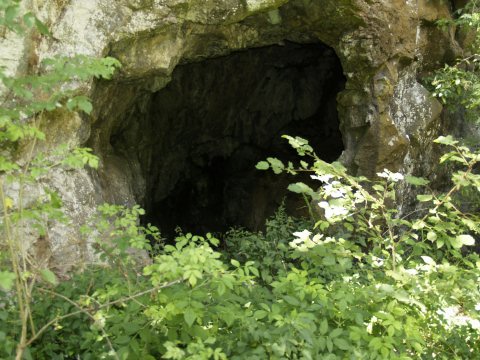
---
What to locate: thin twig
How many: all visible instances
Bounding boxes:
[98,278,183,309]
[28,278,183,352]
[25,310,84,346]
[36,288,120,360]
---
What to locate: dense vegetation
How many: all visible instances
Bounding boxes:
[1,1,480,359]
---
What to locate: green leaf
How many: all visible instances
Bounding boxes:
[440,153,466,165]
[254,310,268,320]
[23,12,35,28]
[288,182,314,195]
[434,135,458,146]
[231,259,240,268]
[163,342,185,359]
[319,319,329,335]
[217,281,226,296]
[0,271,16,291]
[455,234,475,247]
[282,135,313,155]
[412,220,426,230]
[5,6,19,25]
[40,269,58,286]
[207,233,220,246]
[326,337,333,353]
[411,341,423,353]
[322,255,336,266]
[426,231,437,242]
[123,322,142,335]
[249,266,259,277]
[115,335,131,345]
[255,161,269,170]
[417,194,433,202]
[34,17,50,35]
[421,256,436,265]
[283,295,300,306]
[69,96,93,114]
[267,157,285,174]
[330,328,343,338]
[449,237,463,249]
[221,310,235,326]
[184,309,196,327]
[372,184,385,192]
[406,175,430,186]
[187,270,201,287]
[333,338,351,351]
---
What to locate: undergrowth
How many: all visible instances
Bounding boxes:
[1,1,480,359]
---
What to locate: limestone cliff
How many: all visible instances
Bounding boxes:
[0,0,465,271]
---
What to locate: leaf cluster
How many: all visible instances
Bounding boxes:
[1,2,480,359]
[1,134,478,359]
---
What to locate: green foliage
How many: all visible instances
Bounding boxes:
[90,203,161,254]
[0,269,15,290]
[0,1,122,358]
[222,204,309,283]
[1,1,480,359]
[2,134,478,359]
[427,1,480,121]
[0,0,49,35]
[252,135,480,359]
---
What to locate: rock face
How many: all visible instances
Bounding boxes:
[109,41,345,235]
[0,0,463,271]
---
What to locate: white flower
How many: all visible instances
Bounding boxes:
[311,174,334,183]
[292,229,311,242]
[322,182,347,199]
[331,189,346,199]
[319,201,349,220]
[437,305,480,329]
[377,169,404,182]
[471,319,480,330]
[438,306,459,320]
[290,230,323,251]
[404,268,418,276]
[366,316,378,334]
[370,255,384,267]
[354,191,366,203]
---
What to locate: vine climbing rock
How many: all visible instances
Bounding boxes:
[0,0,464,272]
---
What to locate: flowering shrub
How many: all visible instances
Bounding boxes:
[2,133,478,359]
[1,1,480,358]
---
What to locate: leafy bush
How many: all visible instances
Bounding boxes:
[256,135,480,359]
[222,204,310,283]
[2,134,479,359]
[428,0,480,123]
[0,1,120,358]
[1,1,480,359]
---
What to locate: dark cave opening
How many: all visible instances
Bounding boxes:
[110,41,346,238]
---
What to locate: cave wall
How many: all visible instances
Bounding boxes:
[108,42,345,235]
[0,0,464,271]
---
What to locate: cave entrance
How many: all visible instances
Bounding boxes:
[111,41,345,238]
